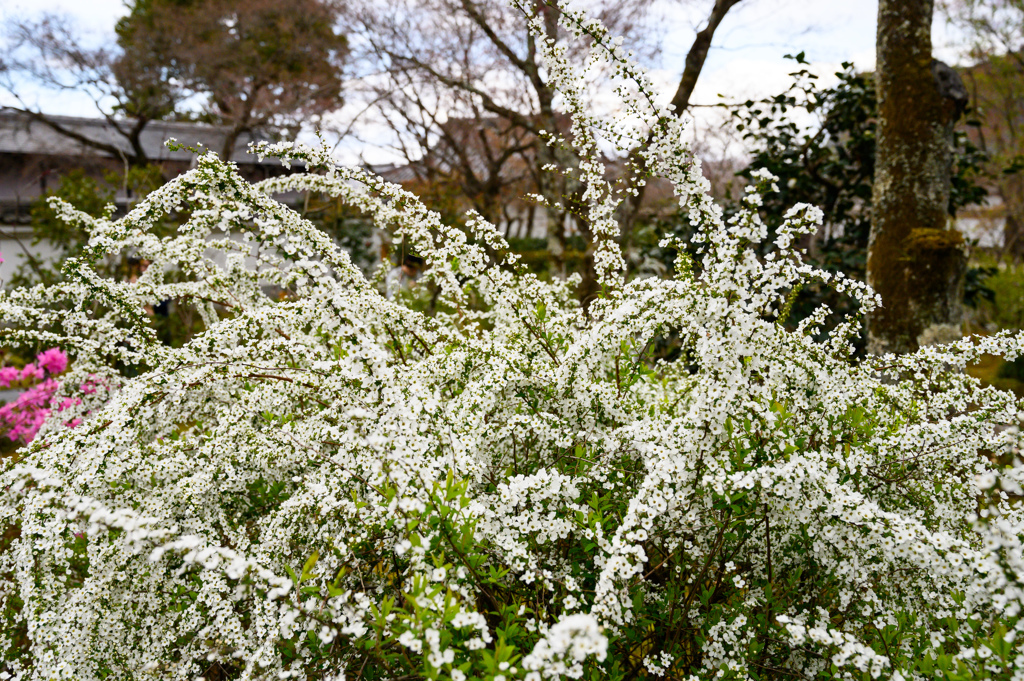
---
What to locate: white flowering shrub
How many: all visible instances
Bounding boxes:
[3,4,1024,681]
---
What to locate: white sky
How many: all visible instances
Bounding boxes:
[0,0,970,164]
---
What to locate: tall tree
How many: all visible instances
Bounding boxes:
[350,0,626,272]
[347,0,745,297]
[116,0,348,160]
[620,0,743,246]
[2,0,347,164]
[0,14,178,166]
[867,0,969,354]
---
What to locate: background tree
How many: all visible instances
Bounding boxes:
[348,0,623,279]
[0,14,178,166]
[362,64,539,233]
[116,0,348,160]
[619,0,743,251]
[867,0,970,354]
[2,0,347,164]
[346,0,746,299]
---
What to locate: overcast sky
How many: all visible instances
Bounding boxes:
[1,0,970,163]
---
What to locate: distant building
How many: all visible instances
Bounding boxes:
[957,194,1007,249]
[0,110,283,281]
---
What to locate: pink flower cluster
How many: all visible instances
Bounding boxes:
[0,348,77,444]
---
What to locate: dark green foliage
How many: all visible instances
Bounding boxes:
[964,264,998,308]
[728,55,876,277]
[721,56,991,350]
[10,170,114,289]
[973,262,1024,330]
[627,56,994,354]
[998,355,1024,380]
[7,169,208,350]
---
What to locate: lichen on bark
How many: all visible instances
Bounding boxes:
[867,0,968,355]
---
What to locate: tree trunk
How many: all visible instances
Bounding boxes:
[866,0,968,354]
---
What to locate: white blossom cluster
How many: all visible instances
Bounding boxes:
[1,1,1024,680]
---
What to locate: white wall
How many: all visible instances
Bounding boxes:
[0,227,63,285]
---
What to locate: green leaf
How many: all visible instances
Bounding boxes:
[300,550,320,583]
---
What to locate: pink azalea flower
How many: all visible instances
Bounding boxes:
[0,351,94,443]
[5,405,49,443]
[0,366,19,389]
[80,376,108,396]
[0,379,59,442]
[19,380,58,409]
[58,397,82,411]
[21,364,43,382]
[36,348,68,375]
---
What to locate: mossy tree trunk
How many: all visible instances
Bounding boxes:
[867,0,967,354]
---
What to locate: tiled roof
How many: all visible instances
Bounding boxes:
[0,109,273,163]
